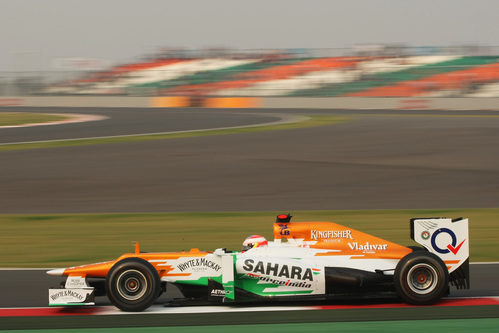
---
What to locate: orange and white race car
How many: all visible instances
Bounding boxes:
[47,215,469,312]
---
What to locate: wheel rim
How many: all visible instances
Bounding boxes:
[406,263,438,295]
[116,269,148,301]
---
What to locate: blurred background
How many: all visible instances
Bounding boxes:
[4,45,499,98]
[1,0,498,98]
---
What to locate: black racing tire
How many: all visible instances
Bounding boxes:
[106,258,160,312]
[394,252,448,305]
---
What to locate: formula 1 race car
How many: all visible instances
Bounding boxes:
[47,215,469,312]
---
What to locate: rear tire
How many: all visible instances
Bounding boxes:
[106,258,160,312]
[394,252,448,305]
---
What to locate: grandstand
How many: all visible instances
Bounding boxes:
[42,48,499,98]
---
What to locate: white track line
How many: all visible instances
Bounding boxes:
[0,114,308,146]
[101,305,312,315]
[0,268,56,270]
[470,262,499,265]
[0,113,108,129]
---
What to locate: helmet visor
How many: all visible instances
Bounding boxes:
[242,244,254,252]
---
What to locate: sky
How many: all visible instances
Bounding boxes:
[1,0,498,71]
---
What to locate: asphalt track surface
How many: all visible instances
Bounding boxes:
[0,107,281,143]
[1,107,499,213]
[1,106,499,328]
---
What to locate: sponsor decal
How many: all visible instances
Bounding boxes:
[210,289,226,297]
[310,229,353,241]
[278,224,290,236]
[258,276,312,289]
[430,228,466,255]
[65,276,87,288]
[421,231,430,240]
[177,258,221,272]
[50,290,85,302]
[242,259,313,281]
[419,221,438,230]
[348,242,388,251]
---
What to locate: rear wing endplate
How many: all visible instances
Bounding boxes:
[411,217,469,289]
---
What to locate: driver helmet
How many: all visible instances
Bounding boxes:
[242,235,268,252]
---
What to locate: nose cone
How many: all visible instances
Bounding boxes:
[46,268,66,276]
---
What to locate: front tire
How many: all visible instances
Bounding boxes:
[106,258,160,312]
[394,252,448,305]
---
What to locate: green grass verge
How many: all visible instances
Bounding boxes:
[0,115,346,152]
[0,112,68,126]
[3,318,499,333]
[0,208,497,267]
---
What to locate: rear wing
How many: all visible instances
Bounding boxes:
[411,217,469,289]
